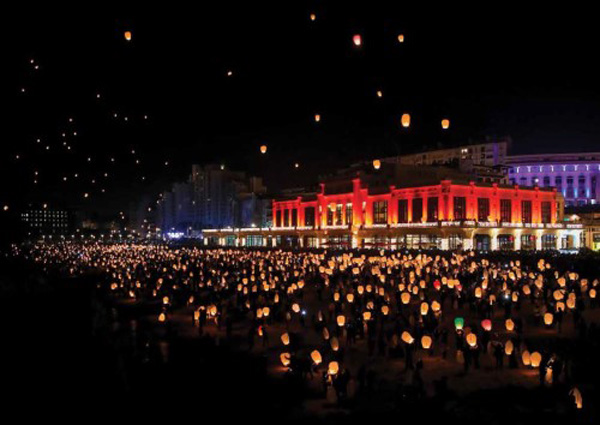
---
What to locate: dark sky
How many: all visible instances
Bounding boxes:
[2,3,600,217]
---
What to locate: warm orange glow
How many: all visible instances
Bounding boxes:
[397,34,404,43]
[544,312,554,326]
[372,159,381,170]
[401,113,410,128]
[530,351,542,368]
[311,350,322,365]
[260,145,267,154]
[353,34,362,46]
[328,361,339,375]
[441,119,450,129]
[401,331,414,344]
[421,335,432,349]
[314,114,321,122]
[124,31,132,41]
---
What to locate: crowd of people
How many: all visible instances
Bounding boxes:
[16,242,599,411]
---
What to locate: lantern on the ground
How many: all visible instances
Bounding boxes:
[481,319,492,331]
[421,335,432,349]
[530,351,542,368]
[311,350,322,365]
[505,318,515,331]
[454,317,464,330]
[466,333,477,347]
[280,352,291,367]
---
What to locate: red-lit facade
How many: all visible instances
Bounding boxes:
[204,177,585,251]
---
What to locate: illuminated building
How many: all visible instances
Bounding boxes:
[506,152,600,206]
[21,207,71,235]
[203,163,583,251]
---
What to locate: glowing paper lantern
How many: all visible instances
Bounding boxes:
[481,319,492,331]
[330,337,339,351]
[401,292,411,305]
[530,351,542,368]
[381,305,390,316]
[505,340,514,355]
[314,114,321,122]
[280,352,291,367]
[124,31,132,41]
[337,315,346,327]
[310,13,316,21]
[352,34,362,47]
[420,302,429,316]
[454,317,464,331]
[421,335,432,350]
[431,300,441,312]
[590,288,597,299]
[522,350,531,366]
[466,333,477,347]
[346,293,355,303]
[260,145,267,154]
[292,303,300,313]
[401,331,414,344]
[401,113,411,128]
[570,387,583,409]
[158,312,166,322]
[544,312,554,326]
[505,318,515,331]
[328,361,339,375]
[397,34,405,43]
[281,332,290,346]
[441,119,450,129]
[362,311,372,321]
[373,159,381,170]
[311,350,322,365]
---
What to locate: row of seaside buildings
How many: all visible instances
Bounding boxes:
[153,138,600,251]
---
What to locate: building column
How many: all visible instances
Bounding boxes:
[535,233,542,251]
[514,232,521,250]
[463,237,473,250]
[573,231,581,249]
[491,235,499,251]
[440,237,449,250]
[556,232,562,250]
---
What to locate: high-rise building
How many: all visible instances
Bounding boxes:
[21,206,72,235]
[157,164,268,235]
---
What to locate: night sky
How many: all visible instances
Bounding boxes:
[3,3,600,217]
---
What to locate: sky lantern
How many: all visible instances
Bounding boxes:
[441,119,450,129]
[401,113,411,128]
[454,317,464,330]
[544,312,554,326]
[281,332,290,346]
[570,387,583,409]
[330,336,339,351]
[373,159,381,170]
[421,335,432,350]
[505,340,514,356]
[401,331,414,344]
[522,350,531,366]
[280,352,291,367]
[337,314,346,327]
[397,34,405,43]
[309,13,316,21]
[352,34,362,47]
[466,333,477,347]
[328,361,339,375]
[314,114,321,122]
[362,311,371,321]
[158,312,166,322]
[420,302,429,316]
[124,31,132,41]
[292,303,300,313]
[260,145,267,154]
[530,352,542,368]
[505,318,515,331]
[311,350,322,365]
[376,90,383,98]
[481,319,492,331]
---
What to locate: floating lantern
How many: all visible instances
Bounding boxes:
[322,327,330,340]
[421,335,432,350]
[311,350,322,365]
[553,290,564,301]
[590,288,597,299]
[420,302,429,316]
[263,307,270,317]
[328,361,339,375]
[376,90,383,98]
[431,300,441,312]
[544,312,554,326]
[401,113,411,128]
[401,292,411,304]
[401,331,414,344]
[124,31,132,41]
[397,34,405,43]
[280,352,291,367]
[441,119,450,129]
[314,114,321,122]
[337,315,346,327]
[362,311,372,321]
[292,303,300,313]
[454,317,464,331]
[260,145,267,154]
[381,305,390,316]
[310,13,316,21]
[352,34,362,46]
[346,293,354,303]
[530,351,542,368]
[281,332,290,346]
[373,159,381,170]
[158,312,166,322]
[570,387,583,409]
